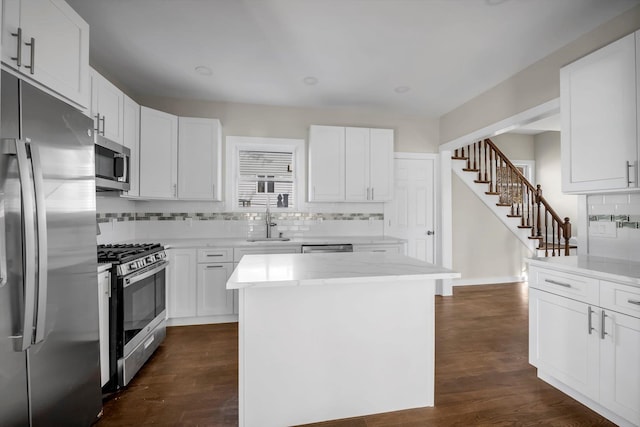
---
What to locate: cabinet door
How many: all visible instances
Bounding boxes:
[196,263,234,316]
[345,127,370,201]
[561,33,638,193]
[178,117,221,200]
[122,95,140,197]
[91,70,124,144]
[308,125,345,201]
[529,289,600,401]
[166,249,197,318]
[139,106,178,199]
[600,310,640,425]
[97,271,110,387]
[2,0,90,108]
[369,128,394,201]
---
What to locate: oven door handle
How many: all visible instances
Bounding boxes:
[123,260,168,288]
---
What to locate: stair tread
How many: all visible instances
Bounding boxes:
[539,242,578,249]
[496,203,512,207]
[451,156,468,160]
[506,214,521,218]
[485,191,500,195]
[528,236,544,240]
[462,168,480,172]
[474,180,491,184]
[517,225,533,229]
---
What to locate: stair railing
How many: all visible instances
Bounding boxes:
[453,138,572,256]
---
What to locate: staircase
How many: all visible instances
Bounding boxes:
[452,138,574,257]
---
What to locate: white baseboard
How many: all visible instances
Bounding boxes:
[166,314,238,327]
[452,276,525,287]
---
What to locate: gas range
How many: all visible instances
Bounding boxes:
[97,243,166,276]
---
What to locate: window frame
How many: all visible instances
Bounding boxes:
[225,136,306,212]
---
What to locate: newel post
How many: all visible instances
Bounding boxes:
[535,185,542,237]
[563,217,572,256]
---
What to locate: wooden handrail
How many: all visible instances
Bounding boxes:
[456,138,572,256]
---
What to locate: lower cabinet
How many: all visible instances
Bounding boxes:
[196,262,234,316]
[353,243,405,254]
[529,265,640,427]
[97,269,110,387]
[166,247,236,325]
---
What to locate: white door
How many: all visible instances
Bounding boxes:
[384,154,436,263]
[197,263,234,316]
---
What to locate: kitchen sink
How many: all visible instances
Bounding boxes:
[246,237,291,242]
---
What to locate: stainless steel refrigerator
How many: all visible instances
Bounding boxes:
[0,71,102,426]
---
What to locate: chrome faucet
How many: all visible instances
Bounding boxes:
[265,204,277,238]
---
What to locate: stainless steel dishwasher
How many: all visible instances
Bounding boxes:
[300,244,353,253]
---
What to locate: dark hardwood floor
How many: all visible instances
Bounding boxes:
[97,283,616,426]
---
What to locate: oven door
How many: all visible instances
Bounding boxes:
[121,260,167,357]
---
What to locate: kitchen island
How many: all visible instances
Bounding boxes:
[227,252,460,427]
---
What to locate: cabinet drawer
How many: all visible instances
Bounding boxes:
[529,266,599,305]
[197,248,232,263]
[601,280,640,319]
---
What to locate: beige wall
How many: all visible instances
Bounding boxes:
[133,95,440,153]
[452,173,531,281]
[439,5,640,144]
[534,131,579,237]
[491,133,535,160]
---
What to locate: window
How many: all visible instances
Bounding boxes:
[238,150,294,209]
[226,136,306,211]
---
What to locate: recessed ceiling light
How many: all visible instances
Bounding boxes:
[302,76,319,86]
[195,66,212,76]
[394,86,410,94]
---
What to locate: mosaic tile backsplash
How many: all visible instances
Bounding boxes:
[587,193,640,261]
[97,212,384,223]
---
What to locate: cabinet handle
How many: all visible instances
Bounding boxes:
[587,306,594,335]
[173,184,177,198]
[25,37,35,74]
[600,310,608,340]
[544,279,571,288]
[206,265,223,269]
[371,188,374,200]
[366,187,370,200]
[628,299,640,306]
[94,114,101,133]
[11,28,22,66]
[207,254,223,257]
[100,116,106,136]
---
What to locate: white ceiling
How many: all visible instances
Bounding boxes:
[67,0,640,118]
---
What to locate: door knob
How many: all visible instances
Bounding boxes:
[426,230,435,236]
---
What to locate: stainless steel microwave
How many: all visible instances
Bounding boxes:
[95,134,130,191]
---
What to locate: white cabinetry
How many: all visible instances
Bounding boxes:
[528,264,640,427]
[139,106,178,199]
[1,0,90,108]
[122,95,140,197]
[353,243,405,254]
[166,247,235,325]
[345,127,393,201]
[309,125,393,202]
[308,125,345,201]
[97,269,110,387]
[166,249,197,319]
[561,32,639,193]
[90,69,124,144]
[177,117,222,200]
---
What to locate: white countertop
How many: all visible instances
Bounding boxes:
[527,255,640,287]
[97,263,112,273]
[227,252,460,289]
[160,235,405,249]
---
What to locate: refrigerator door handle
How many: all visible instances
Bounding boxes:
[11,139,37,350]
[30,143,48,344]
[0,194,6,287]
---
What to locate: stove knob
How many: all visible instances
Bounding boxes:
[128,262,136,270]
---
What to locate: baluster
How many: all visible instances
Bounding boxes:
[483,141,488,182]
[454,148,459,158]
[544,211,549,256]
[551,219,556,256]
[488,148,494,192]
[473,142,478,171]
[461,146,465,159]
[535,185,542,238]
[563,218,572,256]
[466,144,471,170]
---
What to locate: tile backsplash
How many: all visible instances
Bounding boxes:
[587,193,640,261]
[96,210,384,244]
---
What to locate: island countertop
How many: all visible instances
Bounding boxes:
[227,252,460,289]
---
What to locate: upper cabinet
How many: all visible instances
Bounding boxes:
[561,32,639,193]
[1,0,90,109]
[139,106,179,199]
[309,125,393,202]
[122,94,140,198]
[178,117,222,201]
[91,69,124,144]
[308,125,346,201]
[139,107,222,200]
